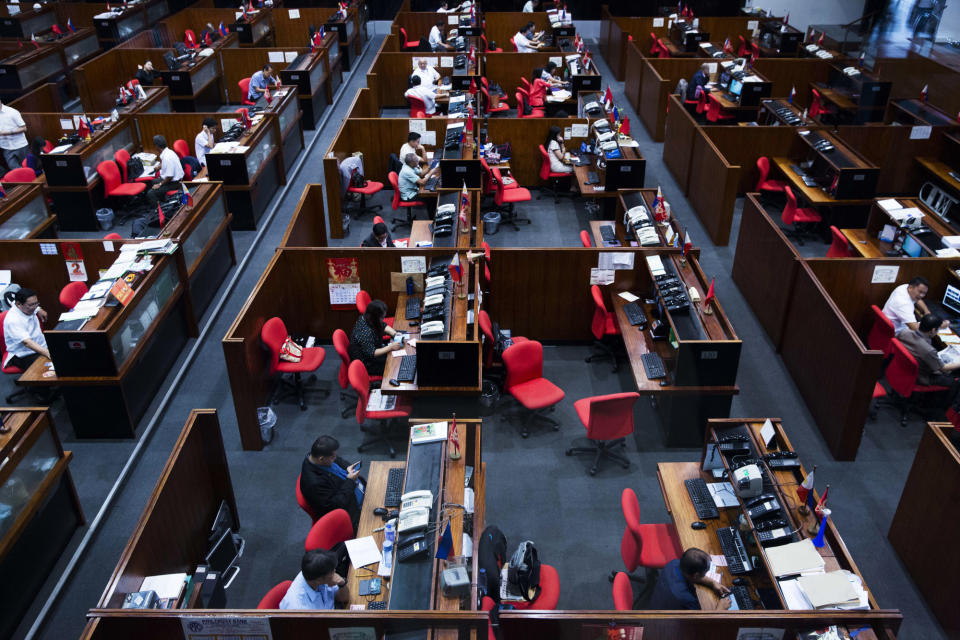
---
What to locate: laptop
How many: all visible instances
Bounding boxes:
[929,284,960,329]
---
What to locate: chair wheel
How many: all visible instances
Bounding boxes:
[589,467,597,475]
[565,449,573,456]
[521,431,529,438]
[553,424,560,431]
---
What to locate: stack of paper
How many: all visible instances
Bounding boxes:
[140,573,188,599]
[796,571,864,609]
[877,198,903,213]
[765,539,826,578]
[646,255,666,276]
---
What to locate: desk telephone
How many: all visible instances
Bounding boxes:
[583,101,604,117]
[426,275,447,287]
[592,118,610,132]
[420,321,445,337]
[842,66,861,77]
[397,490,434,534]
[424,294,444,308]
[717,434,751,452]
[437,203,456,216]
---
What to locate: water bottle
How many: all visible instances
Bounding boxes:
[382,537,394,571]
[385,520,396,543]
[478,567,487,597]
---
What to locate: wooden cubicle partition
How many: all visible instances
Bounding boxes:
[638,57,704,142]
[347,87,377,118]
[731,194,801,350]
[779,261,885,461]
[481,12,552,53]
[132,112,227,155]
[483,52,568,100]
[391,11,460,48]
[369,51,467,108]
[18,112,110,151]
[114,30,167,49]
[700,124,809,195]
[272,7,339,46]
[219,47,310,104]
[599,9,654,82]
[834,124,946,196]
[55,2,110,31]
[662,94,698,193]
[96,409,237,609]
[876,52,960,120]
[7,82,62,113]
[280,184,328,248]
[753,58,831,110]
[686,127,741,247]
[74,48,165,113]
[485,117,590,186]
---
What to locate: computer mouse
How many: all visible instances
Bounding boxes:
[390,378,400,386]
[691,521,706,530]
[733,577,747,586]
[373,507,388,517]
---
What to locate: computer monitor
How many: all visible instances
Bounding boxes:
[440,159,481,189]
[205,528,241,574]
[719,71,731,89]
[415,340,480,388]
[902,234,923,258]
[209,500,233,545]
[728,78,743,97]
[943,285,960,316]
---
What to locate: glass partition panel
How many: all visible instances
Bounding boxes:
[328,39,339,62]
[246,126,276,179]
[0,425,59,539]
[117,13,142,40]
[0,193,46,239]
[180,193,225,272]
[253,18,269,42]
[83,125,133,184]
[64,34,100,66]
[21,11,55,36]
[145,0,168,24]
[110,259,179,366]
[309,56,326,89]
[190,58,218,94]
[277,92,297,134]
[17,51,61,87]
[145,94,171,113]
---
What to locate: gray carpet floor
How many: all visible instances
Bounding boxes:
[3,25,946,640]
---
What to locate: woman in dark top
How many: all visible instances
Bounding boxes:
[348,299,401,376]
[24,137,44,176]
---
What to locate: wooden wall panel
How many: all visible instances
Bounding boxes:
[326,118,450,186]
[661,95,697,194]
[876,52,960,120]
[484,12,551,53]
[835,124,944,196]
[55,3,109,30]
[391,12,457,49]
[75,49,168,113]
[369,52,471,108]
[346,88,377,118]
[701,125,808,195]
[324,155,344,239]
[730,194,800,350]
[220,47,310,104]
[483,52,569,102]
[639,59,709,143]
[623,40,644,113]
[281,184,328,247]
[8,83,62,113]
[273,7,338,47]
[753,58,832,110]
[779,262,883,460]
[687,128,740,246]
[134,113,227,155]
[485,117,591,186]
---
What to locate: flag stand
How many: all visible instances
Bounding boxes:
[701,301,712,315]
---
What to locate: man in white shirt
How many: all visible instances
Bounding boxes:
[522,0,540,12]
[514,23,542,52]
[429,20,453,51]
[194,117,217,166]
[3,288,49,370]
[411,58,441,88]
[404,76,440,116]
[147,134,185,208]
[400,131,428,167]
[0,98,29,171]
[882,276,943,335]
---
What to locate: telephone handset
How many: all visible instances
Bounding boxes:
[842,66,860,77]
[592,118,610,130]
[424,294,444,308]
[420,321,444,337]
[426,275,446,287]
[401,489,434,509]
[397,506,430,533]
[437,203,456,215]
[583,100,601,112]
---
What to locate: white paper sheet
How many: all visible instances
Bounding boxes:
[284,51,298,62]
[288,8,300,18]
[268,51,284,63]
[618,291,639,302]
[344,536,382,568]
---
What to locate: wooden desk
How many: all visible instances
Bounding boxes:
[889,422,960,637]
[759,99,814,126]
[279,45,333,130]
[889,99,956,127]
[158,51,223,112]
[574,145,644,200]
[589,219,628,247]
[773,157,875,207]
[916,156,960,197]
[841,228,887,258]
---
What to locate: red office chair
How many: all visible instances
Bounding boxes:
[649,32,659,55]
[261,317,328,411]
[481,240,492,286]
[706,94,735,123]
[59,282,88,310]
[172,139,190,159]
[869,380,888,421]
[501,340,565,438]
[305,508,354,551]
[755,156,787,194]
[257,581,292,609]
[399,27,420,50]
[566,392,640,475]
[868,305,896,354]
[580,230,592,247]
[3,167,36,182]
[334,328,366,418]
[509,564,560,610]
[520,77,531,92]
[97,160,146,201]
[355,290,394,328]
[114,148,154,183]
[296,473,319,522]
[348,360,412,457]
[656,38,670,58]
[510,37,518,51]
[347,178,384,216]
[104,232,123,240]
[616,487,682,600]
[478,309,528,369]
[515,92,544,118]
[682,85,702,115]
[491,166,532,230]
[481,596,498,640]
[481,86,509,115]
[1,310,31,403]
[388,170,427,231]
[480,157,516,199]
[585,285,621,371]
[737,34,750,56]
[184,29,199,49]
[781,186,822,245]
[694,87,709,116]
[826,226,855,257]
[238,78,256,106]
[886,337,951,426]
[809,88,835,122]
[612,571,633,611]
[407,95,429,118]
[749,41,760,64]
[537,144,573,201]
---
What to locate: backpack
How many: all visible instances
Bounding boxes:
[126,156,144,180]
[477,525,507,603]
[350,166,367,188]
[507,540,541,602]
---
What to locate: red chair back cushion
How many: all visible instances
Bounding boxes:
[59,281,89,310]
[612,572,633,611]
[502,339,543,390]
[887,338,919,397]
[332,329,351,390]
[348,359,371,423]
[580,230,592,247]
[260,317,288,375]
[356,289,371,314]
[868,305,895,354]
[582,392,640,441]
[256,581,293,609]
[305,508,354,551]
[296,473,319,521]
[620,488,643,571]
[538,144,552,181]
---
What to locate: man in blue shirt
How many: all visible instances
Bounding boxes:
[398,153,438,202]
[248,63,279,101]
[647,548,730,609]
[279,549,349,610]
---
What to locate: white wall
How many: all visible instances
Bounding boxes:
[744,0,867,33]
[936,1,960,40]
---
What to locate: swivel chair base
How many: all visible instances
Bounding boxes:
[566,437,630,475]
[585,340,619,372]
[500,402,560,438]
[271,372,330,411]
[358,419,398,457]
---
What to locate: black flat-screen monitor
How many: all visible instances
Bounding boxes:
[416,341,479,388]
[440,159,481,189]
[205,529,241,574]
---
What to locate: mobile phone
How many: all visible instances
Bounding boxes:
[351,460,362,470]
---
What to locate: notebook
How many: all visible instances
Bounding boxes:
[765,539,826,578]
[797,571,860,609]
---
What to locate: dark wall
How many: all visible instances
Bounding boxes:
[408,0,740,22]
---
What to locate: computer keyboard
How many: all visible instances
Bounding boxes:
[599,224,617,243]
[790,164,807,177]
[684,477,719,519]
[623,302,647,327]
[384,467,405,507]
[586,171,600,185]
[716,526,753,575]
[397,354,417,383]
[424,176,439,191]
[641,352,666,380]
[731,584,754,609]
[367,600,387,610]
[405,297,421,320]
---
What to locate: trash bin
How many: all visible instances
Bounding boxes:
[483,211,501,235]
[258,406,277,444]
[95,208,115,231]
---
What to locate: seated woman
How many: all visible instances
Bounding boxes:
[24,137,44,176]
[348,300,402,377]
[528,68,551,107]
[545,125,574,174]
[540,61,564,87]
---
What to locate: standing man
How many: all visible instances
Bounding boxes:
[248,63,279,101]
[299,435,365,530]
[3,288,49,370]
[648,548,731,610]
[194,117,217,166]
[147,135,184,207]
[429,19,454,51]
[0,98,29,171]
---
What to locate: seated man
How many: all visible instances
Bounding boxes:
[687,63,710,101]
[299,435,365,527]
[361,221,395,247]
[279,549,349,610]
[647,548,730,610]
[147,135,184,208]
[135,60,157,86]
[898,313,960,402]
[3,287,49,370]
[513,22,543,52]
[404,75,442,116]
[429,19,454,51]
[411,57,441,88]
[248,63,279,102]
[882,276,941,335]
[398,152,439,204]
[400,131,428,167]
